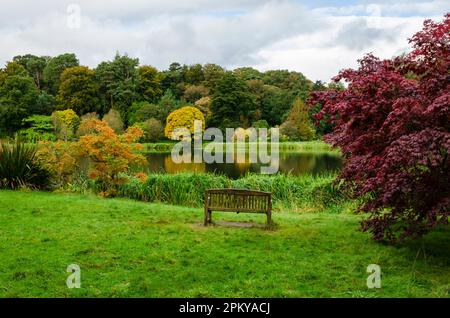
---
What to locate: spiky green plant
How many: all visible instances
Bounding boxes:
[0,138,50,189]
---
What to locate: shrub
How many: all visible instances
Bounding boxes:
[131,103,160,124]
[252,119,269,129]
[136,118,164,142]
[19,115,56,142]
[0,138,50,189]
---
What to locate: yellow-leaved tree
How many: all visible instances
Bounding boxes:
[164,106,205,140]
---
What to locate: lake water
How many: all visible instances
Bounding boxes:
[142,152,342,179]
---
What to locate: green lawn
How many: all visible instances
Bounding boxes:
[0,190,448,297]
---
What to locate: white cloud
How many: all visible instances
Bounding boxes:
[0,0,447,82]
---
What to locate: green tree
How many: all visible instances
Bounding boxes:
[0,69,39,133]
[56,66,100,115]
[96,53,139,122]
[260,85,294,126]
[184,63,204,85]
[34,92,56,115]
[203,63,225,93]
[43,53,79,94]
[13,54,49,90]
[233,67,262,81]
[160,62,184,98]
[128,102,161,124]
[210,72,257,129]
[137,65,162,102]
[157,89,181,122]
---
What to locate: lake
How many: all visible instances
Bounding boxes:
[142,152,342,179]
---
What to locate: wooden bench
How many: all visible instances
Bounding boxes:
[204,189,272,228]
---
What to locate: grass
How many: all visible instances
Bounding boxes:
[142,140,339,154]
[117,172,346,212]
[0,190,448,297]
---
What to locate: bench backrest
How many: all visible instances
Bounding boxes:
[205,188,271,213]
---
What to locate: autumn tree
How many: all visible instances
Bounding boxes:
[280,98,315,141]
[56,66,100,115]
[194,96,212,124]
[183,84,209,103]
[309,14,450,241]
[77,119,144,196]
[51,109,80,141]
[165,106,205,140]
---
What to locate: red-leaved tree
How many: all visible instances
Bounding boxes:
[309,14,449,241]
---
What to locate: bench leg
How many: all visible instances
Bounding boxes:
[204,208,212,226]
[266,211,272,229]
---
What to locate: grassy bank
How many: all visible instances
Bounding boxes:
[142,140,339,154]
[117,172,347,212]
[0,190,448,297]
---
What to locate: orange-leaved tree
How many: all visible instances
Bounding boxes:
[77,119,145,196]
[36,140,78,187]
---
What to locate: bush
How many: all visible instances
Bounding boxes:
[252,119,269,129]
[0,138,50,189]
[18,115,56,142]
[136,118,164,142]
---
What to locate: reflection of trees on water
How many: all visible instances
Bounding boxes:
[164,156,206,174]
[142,152,342,177]
[278,153,316,174]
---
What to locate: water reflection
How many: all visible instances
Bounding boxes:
[142,152,342,179]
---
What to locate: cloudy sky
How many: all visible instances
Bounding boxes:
[0,0,447,82]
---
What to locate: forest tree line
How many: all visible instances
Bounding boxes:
[0,52,343,142]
